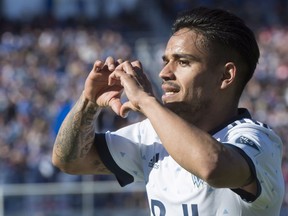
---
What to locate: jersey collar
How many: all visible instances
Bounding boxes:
[209,108,251,135]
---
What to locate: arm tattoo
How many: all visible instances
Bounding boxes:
[93,158,111,173]
[54,93,99,163]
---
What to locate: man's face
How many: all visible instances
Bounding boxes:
[160,28,223,120]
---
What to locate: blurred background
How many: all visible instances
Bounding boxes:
[0,0,287,215]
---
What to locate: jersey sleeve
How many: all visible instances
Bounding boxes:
[99,121,146,186]
[223,123,284,206]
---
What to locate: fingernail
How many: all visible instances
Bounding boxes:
[109,65,115,70]
[122,111,130,118]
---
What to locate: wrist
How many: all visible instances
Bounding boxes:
[79,91,99,114]
[82,90,96,103]
[139,96,161,115]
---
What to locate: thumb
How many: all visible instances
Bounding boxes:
[120,101,137,118]
[108,98,122,116]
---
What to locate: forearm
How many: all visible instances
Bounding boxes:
[52,92,99,171]
[140,97,250,188]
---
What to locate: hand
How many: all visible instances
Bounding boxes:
[84,57,123,115]
[108,60,154,117]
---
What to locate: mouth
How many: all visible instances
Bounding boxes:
[163,91,178,97]
[161,82,180,100]
[164,91,177,95]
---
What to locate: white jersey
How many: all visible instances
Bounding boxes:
[98,109,284,216]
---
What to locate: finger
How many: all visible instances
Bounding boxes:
[118,61,140,80]
[121,61,146,88]
[108,61,132,85]
[108,61,143,87]
[131,60,142,70]
[108,68,122,86]
[131,60,153,93]
[124,61,137,76]
[112,59,124,71]
[92,60,104,72]
[105,56,117,71]
[132,60,147,80]
[120,60,145,82]
[108,98,122,116]
[120,101,135,118]
[117,59,124,65]
[113,61,132,74]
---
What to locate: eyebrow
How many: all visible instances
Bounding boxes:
[162,53,201,62]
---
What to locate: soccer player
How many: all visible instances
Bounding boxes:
[52,7,284,215]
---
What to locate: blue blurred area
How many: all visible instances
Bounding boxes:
[0,0,287,214]
[53,100,72,135]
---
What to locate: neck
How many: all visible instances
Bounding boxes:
[181,104,239,133]
[200,105,239,132]
[164,99,239,132]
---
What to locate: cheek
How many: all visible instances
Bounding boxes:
[182,81,203,102]
[184,75,217,101]
[178,65,220,100]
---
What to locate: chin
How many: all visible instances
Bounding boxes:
[164,102,187,113]
[164,101,204,119]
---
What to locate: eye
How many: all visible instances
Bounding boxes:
[178,59,190,67]
[162,59,169,66]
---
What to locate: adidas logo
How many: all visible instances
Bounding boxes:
[148,153,160,169]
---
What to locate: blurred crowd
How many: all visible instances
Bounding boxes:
[0,26,147,214]
[243,27,288,208]
[0,25,141,183]
[0,6,287,215]
[158,0,288,28]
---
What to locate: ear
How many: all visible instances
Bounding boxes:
[220,62,236,89]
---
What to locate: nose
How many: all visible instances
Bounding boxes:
[159,64,176,81]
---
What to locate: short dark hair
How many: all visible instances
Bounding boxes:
[172,7,260,87]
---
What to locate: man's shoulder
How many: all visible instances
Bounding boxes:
[216,116,275,136]
[214,116,282,148]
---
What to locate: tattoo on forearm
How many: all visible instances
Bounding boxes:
[55,94,98,163]
[93,158,110,173]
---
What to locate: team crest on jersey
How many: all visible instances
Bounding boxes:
[149,153,160,169]
[236,136,260,151]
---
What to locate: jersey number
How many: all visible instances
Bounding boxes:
[151,199,199,216]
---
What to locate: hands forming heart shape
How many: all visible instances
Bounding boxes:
[84,56,154,118]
